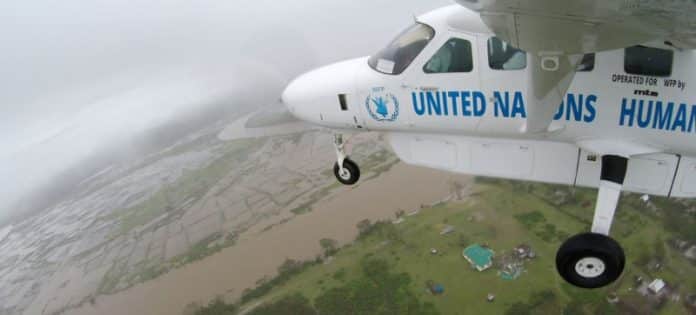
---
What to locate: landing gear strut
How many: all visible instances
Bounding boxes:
[556,155,627,288]
[332,134,360,185]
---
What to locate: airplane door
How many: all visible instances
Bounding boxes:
[400,31,481,133]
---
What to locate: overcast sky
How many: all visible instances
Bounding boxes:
[0,0,450,217]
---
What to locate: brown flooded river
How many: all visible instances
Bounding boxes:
[71,163,469,315]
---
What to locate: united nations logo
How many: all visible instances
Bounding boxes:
[365,91,399,122]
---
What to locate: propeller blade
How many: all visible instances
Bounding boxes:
[218,104,315,141]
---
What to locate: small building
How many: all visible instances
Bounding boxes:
[487,293,495,302]
[463,244,494,271]
[432,284,444,295]
[648,279,666,294]
[500,263,523,280]
[634,275,644,285]
[640,194,650,203]
[685,245,696,260]
[426,280,444,295]
[671,239,689,251]
[513,244,535,259]
[686,294,696,307]
[440,225,455,235]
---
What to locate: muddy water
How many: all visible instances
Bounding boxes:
[70,163,470,315]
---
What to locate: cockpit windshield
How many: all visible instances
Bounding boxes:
[368,23,435,75]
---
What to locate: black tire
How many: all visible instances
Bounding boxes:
[556,232,625,289]
[333,158,360,185]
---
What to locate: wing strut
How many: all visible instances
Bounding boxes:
[591,155,628,235]
[522,53,580,134]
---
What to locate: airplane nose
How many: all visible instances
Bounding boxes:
[280,58,364,124]
[281,71,322,123]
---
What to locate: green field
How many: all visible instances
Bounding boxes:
[194,179,696,315]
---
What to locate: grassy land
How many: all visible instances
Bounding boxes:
[194,179,696,315]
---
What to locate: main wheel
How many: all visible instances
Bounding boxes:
[333,158,360,185]
[556,232,625,289]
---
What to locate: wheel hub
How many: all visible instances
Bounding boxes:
[339,168,351,180]
[575,257,605,278]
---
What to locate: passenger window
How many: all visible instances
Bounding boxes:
[487,37,526,70]
[423,38,473,73]
[624,46,673,77]
[577,53,595,72]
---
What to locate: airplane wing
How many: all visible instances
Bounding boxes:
[454,0,696,133]
[454,0,696,53]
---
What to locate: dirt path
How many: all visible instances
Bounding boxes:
[69,163,470,315]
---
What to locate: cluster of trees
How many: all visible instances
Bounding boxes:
[504,290,560,315]
[193,257,438,315]
[191,299,237,315]
[191,292,316,315]
[240,258,321,304]
[312,257,438,315]
[513,211,546,230]
[356,219,403,243]
[244,294,316,315]
[656,199,696,242]
[504,288,620,315]
[319,238,338,257]
[624,193,696,243]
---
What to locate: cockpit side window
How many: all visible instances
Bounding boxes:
[487,37,526,70]
[368,23,435,75]
[423,38,473,73]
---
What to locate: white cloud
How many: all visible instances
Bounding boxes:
[0,0,450,216]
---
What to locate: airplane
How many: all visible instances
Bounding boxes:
[277,0,696,289]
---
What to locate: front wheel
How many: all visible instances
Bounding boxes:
[556,232,625,289]
[333,158,360,185]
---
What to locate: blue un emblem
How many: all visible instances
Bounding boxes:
[365,91,399,122]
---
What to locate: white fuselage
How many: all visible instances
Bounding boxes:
[281,5,696,198]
